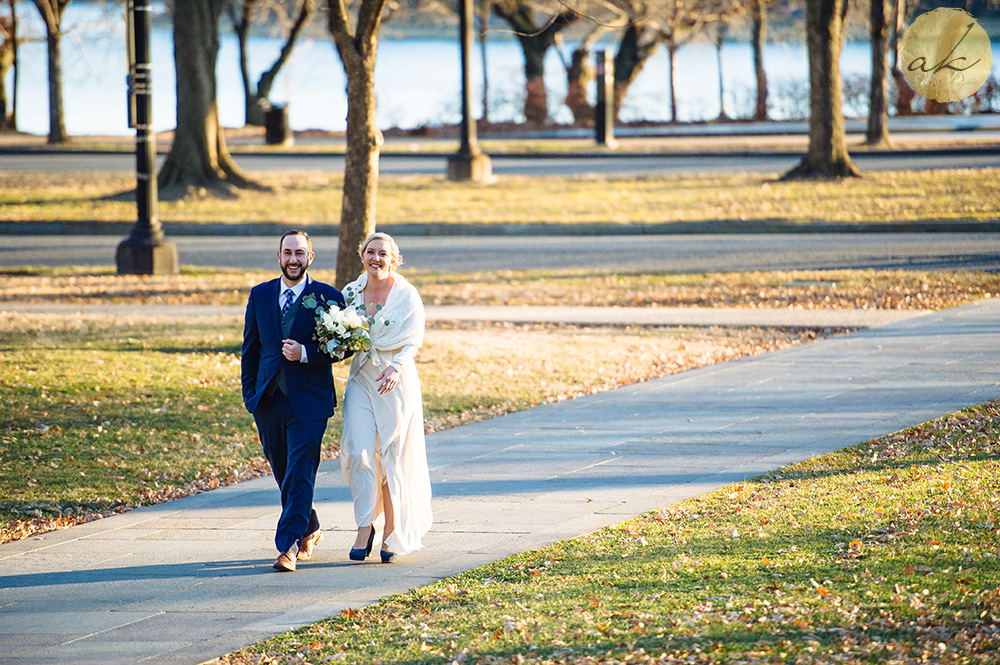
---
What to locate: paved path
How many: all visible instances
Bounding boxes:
[1,300,998,665]
[0,302,924,329]
[7,234,1000,274]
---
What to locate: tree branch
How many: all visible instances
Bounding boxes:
[356,0,389,52]
[257,0,314,96]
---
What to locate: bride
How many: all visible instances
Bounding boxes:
[340,232,432,562]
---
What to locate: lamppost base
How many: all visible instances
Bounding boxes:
[446,151,493,182]
[116,239,179,275]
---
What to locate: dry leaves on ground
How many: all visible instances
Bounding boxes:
[1,269,997,311]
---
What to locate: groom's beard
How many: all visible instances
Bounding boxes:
[281,258,310,282]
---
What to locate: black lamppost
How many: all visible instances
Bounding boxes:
[117,0,177,275]
[446,0,491,182]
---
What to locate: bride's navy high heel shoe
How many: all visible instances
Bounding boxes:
[380,548,395,564]
[349,526,375,561]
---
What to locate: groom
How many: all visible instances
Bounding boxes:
[242,230,346,572]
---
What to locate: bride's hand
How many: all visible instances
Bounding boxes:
[376,366,399,395]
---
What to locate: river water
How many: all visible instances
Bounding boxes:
[6,2,1000,137]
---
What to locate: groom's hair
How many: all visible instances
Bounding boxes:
[280,229,312,254]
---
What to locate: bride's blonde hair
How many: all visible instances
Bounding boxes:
[358,232,403,269]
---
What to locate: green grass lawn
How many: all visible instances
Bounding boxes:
[0,312,807,543]
[1,169,998,226]
[3,266,998,663]
[217,401,1000,665]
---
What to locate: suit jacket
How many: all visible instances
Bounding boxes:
[241,274,346,421]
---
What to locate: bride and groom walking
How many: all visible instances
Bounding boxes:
[241,230,432,572]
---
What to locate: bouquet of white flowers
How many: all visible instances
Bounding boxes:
[313,302,370,361]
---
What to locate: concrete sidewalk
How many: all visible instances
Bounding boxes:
[1,300,998,665]
[0,302,925,329]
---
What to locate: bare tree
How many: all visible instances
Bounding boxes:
[30,0,69,143]
[5,0,14,130]
[711,22,727,119]
[750,0,768,120]
[650,0,736,123]
[327,0,389,288]
[478,0,490,123]
[492,0,580,124]
[228,0,316,126]
[603,0,660,117]
[783,0,859,179]
[866,0,890,146]
[888,0,915,115]
[558,25,610,124]
[158,0,259,199]
[708,5,753,122]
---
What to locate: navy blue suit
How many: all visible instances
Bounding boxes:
[241,274,346,553]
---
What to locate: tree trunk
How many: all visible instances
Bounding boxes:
[520,37,548,124]
[253,0,313,122]
[158,0,257,199]
[229,0,259,125]
[889,0,914,115]
[563,27,606,126]
[613,25,660,118]
[44,20,65,142]
[564,47,592,125]
[783,0,859,179]
[866,0,890,146]
[492,0,575,125]
[752,0,768,121]
[328,0,387,289]
[8,0,16,130]
[478,0,489,123]
[0,14,12,129]
[335,58,380,288]
[715,24,727,121]
[32,0,68,143]
[666,39,678,123]
[232,0,312,127]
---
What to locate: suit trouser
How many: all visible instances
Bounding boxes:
[253,390,326,553]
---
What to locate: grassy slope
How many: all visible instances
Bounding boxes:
[0,313,807,543]
[1,170,998,225]
[219,401,1000,665]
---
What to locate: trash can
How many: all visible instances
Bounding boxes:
[264,104,292,146]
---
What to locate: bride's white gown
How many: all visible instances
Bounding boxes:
[340,272,432,555]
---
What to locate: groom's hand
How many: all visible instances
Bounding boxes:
[282,339,303,362]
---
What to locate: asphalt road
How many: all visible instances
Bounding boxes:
[4,149,1000,176]
[6,233,1000,272]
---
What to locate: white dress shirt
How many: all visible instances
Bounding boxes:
[279,279,309,363]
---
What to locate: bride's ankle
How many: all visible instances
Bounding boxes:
[353,525,373,547]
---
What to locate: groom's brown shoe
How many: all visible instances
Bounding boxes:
[273,551,296,572]
[297,530,323,560]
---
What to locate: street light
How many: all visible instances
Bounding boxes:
[446,0,491,182]
[117,0,177,275]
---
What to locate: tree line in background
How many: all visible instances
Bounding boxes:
[1,0,999,282]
